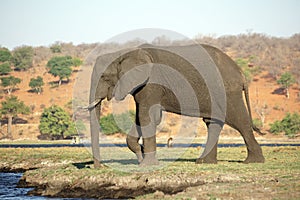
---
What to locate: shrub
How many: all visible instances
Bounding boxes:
[11,46,34,71]
[253,118,263,129]
[0,48,12,62]
[72,57,83,67]
[100,111,135,135]
[50,43,62,53]
[0,62,12,75]
[29,76,44,94]
[39,105,76,139]
[270,112,300,138]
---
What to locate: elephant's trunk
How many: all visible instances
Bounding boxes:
[89,99,102,168]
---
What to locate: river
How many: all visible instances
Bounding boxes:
[0,172,40,200]
[0,173,91,200]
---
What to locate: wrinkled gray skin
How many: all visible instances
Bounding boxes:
[89,44,265,167]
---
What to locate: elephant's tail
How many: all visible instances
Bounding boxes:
[243,83,266,135]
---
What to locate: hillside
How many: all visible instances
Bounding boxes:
[0,34,300,140]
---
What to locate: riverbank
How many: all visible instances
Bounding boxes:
[1,146,300,199]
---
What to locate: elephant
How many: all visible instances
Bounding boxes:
[89,43,265,167]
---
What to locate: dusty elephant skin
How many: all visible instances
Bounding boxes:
[89,44,265,167]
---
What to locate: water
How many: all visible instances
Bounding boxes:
[0,173,89,200]
[0,172,41,200]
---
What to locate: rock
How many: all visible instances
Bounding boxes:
[153,190,165,198]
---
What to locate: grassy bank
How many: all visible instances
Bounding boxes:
[0,146,299,199]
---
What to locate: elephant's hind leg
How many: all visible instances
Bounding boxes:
[227,98,265,163]
[196,118,223,164]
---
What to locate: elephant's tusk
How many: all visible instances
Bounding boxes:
[79,99,102,111]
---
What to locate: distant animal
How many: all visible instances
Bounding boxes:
[167,137,173,148]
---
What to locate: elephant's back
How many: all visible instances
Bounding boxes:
[143,44,245,93]
[200,44,245,92]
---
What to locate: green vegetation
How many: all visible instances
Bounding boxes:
[0,62,12,75]
[0,76,21,94]
[0,146,299,199]
[100,111,135,135]
[11,46,34,71]
[72,57,83,67]
[0,96,30,139]
[235,57,261,83]
[46,55,73,69]
[277,72,296,99]
[253,118,263,128]
[270,112,300,138]
[0,48,12,62]
[39,105,76,139]
[29,76,44,94]
[47,56,74,86]
[50,43,62,53]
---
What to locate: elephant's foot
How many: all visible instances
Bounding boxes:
[139,152,159,167]
[243,154,265,164]
[93,159,107,168]
[195,157,217,164]
[136,152,144,164]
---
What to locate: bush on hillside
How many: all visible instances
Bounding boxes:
[39,105,76,139]
[0,62,12,75]
[100,111,135,135]
[47,56,74,85]
[0,48,12,62]
[11,46,34,71]
[270,112,300,138]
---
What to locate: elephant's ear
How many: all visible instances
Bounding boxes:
[114,64,153,101]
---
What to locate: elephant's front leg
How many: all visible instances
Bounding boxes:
[196,118,223,164]
[126,126,143,164]
[137,103,162,166]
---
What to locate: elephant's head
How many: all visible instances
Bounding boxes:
[89,48,153,167]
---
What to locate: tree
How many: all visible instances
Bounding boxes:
[0,96,30,139]
[0,48,12,62]
[254,102,270,128]
[277,72,296,99]
[47,56,74,85]
[39,105,76,139]
[72,57,83,67]
[46,55,73,68]
[50,43,62,53]
[11,46,34,71]
[29,76,44,94]
[0,62,12,75]
[0,76,22,94]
